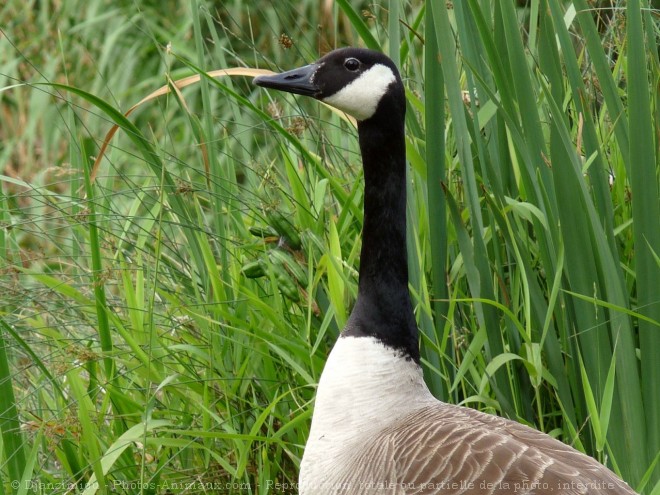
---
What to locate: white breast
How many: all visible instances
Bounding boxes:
[299,335,435,494]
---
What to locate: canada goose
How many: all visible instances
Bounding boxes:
[254,48,636,495]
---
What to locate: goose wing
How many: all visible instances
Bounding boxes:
[344,404,635,495]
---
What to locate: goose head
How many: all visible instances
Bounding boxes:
[254,47,405,122]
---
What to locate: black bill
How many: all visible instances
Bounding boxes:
[254,63,320,97]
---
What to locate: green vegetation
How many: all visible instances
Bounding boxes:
[1,0,659,493]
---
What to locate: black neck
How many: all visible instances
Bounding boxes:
[344,108,419,361]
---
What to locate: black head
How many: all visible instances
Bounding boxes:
[254,48,404,122]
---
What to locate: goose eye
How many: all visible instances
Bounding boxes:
[344,58,360,71]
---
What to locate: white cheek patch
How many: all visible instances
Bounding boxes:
[322,64,396,121]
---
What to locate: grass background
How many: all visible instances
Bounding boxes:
[1,0,659,493]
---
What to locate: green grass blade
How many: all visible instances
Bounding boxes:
[16,431,42,495]
[422,0,449,400]
[626,1,660,481]
[80,137,114,379]
[80,420,171,495]
[193,1,231,301]
[335,0,380,50]
[0,320,26,485]
[573,0,629,159]
[599,353,616,454]
[67,368,105,493]
[578,354,605,454]
[640,450,660,494]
